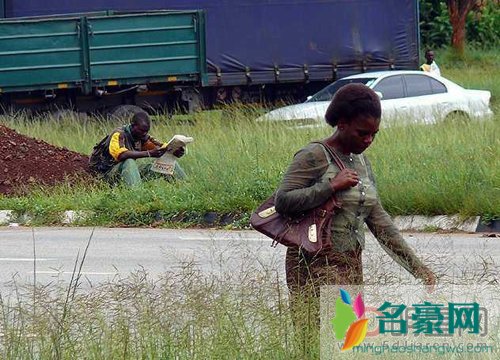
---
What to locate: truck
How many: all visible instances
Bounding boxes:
[0,10,207,116]
[0,0,420,115]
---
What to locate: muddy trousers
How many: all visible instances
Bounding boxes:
[105,158,186,186]
[285,246,363,351]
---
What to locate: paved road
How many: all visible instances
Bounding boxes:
[0,227,498,293]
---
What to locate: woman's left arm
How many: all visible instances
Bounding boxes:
[366,199,436,285]
[363,156,436,288]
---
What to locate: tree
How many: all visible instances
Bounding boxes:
[445,0,484,54]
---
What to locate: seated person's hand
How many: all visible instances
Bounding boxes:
[173,147,185,158]
[149,148,167,158]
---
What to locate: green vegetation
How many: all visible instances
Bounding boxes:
[0,50,499,226]
[2,111,499,226]
[1,238,498,359]
[0,243,299,359]
[438,48,500,102]
[419,0,500,50]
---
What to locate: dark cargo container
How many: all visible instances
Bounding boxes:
[1,0,420,111]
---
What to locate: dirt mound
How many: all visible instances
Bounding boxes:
[0,125,92,195]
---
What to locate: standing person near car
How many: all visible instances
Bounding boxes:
[420,49,441,76]
[275,84,436,322]
[89,112,186,186]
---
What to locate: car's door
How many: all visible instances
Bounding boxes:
[371,75,408,123]
[402,74,450,123]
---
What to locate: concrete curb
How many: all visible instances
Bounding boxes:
[0,210,495,232]
[392,215,480,233]
[0,210,11,225]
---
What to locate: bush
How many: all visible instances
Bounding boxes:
[420,1,451,49]
[420,0,499,50]
[466,1,500,48]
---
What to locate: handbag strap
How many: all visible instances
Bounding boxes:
[312,141,346,171]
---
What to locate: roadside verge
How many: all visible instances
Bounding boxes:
[0,210,497,232]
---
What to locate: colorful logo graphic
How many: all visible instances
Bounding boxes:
[331,288,368,351]
[327,286,495,356]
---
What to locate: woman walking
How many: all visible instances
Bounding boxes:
[275,84,436,312]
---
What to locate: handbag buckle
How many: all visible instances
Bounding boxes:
[308,224,317,243]
[258,206,276,218]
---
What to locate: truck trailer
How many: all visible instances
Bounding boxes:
[0,0,420,115]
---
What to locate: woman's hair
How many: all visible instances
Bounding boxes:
[324,83,381,127]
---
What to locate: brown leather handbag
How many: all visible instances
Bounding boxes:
[250,141,345,253]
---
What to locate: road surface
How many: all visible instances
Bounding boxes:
[0,227,498,293]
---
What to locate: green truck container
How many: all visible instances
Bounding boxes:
[0,10,207,114]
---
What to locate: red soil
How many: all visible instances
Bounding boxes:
[0,125,91,195]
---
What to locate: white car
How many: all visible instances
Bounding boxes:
[258,71,493,126]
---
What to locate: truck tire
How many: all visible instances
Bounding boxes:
[50,109,88,122]
[215,87,228,104]
[230,86,252,103]
[109,105,147,121]
[230,86,242,102]
[181,88,202,113]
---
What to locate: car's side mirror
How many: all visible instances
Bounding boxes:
[375,91,383,100]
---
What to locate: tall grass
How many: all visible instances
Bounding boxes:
[1,237,498,359]
[0,50,498,225]
[373,119,499,217]
[1,107,498,225]
[438,47,500,104]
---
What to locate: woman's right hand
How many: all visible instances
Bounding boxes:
[330,169,360,191]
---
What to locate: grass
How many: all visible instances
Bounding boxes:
[0,234,498,359]
[373,117,499,217]
[438,47,500,103]
[0,48,499,226]
[1,109,498,226]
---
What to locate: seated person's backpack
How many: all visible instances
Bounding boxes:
[89,135,115,174]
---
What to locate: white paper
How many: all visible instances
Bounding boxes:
[164,134,193,154]
[151,135,193,175]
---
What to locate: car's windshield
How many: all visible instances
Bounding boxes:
[306,78,377,102]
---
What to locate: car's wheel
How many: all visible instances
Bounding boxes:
[444,111,470,123]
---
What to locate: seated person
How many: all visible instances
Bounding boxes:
[89,112,185,186]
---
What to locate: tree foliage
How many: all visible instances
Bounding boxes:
[446,0,480,54]
[420,0,499,51]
